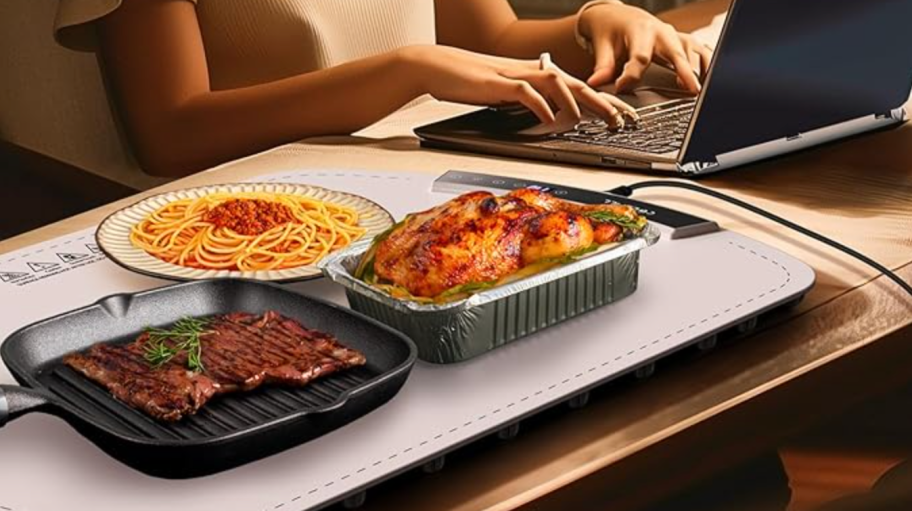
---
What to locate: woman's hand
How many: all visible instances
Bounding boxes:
[399,45,637,128]
[578,3,713,94]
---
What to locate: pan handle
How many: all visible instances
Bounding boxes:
[0,385,52,427]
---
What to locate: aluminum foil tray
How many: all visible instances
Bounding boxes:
[321,224,660,364]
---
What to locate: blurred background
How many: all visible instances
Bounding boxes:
[511,0,694,17]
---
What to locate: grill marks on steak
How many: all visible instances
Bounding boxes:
[65,342,218,422]
[199,312,366,392]
[63,311,367,422]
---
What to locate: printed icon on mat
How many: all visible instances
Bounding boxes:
[57,252,89,264]
[27,261,60,272]
[0,271,29,283]
[86,244,102,254]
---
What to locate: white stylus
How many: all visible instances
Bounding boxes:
[539,51,553,71]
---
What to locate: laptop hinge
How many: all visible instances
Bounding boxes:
[878,106,909,122]
[677,160,720,175]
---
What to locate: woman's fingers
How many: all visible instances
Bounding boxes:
[502,68,582,124]
[656,29,700,94]
[574,85,621,127]
[500,79,555,124]
[499,62,639,129]
[547,65,636,128]
[671,52,701,94]
[421,47,649,128]
[531,69,583,121]
[601,92,638,119]
[680,39,703,85]
[569,81,640,130]
[681,35,714,88]
[587,35,619,88]
[603,92,640,129]
[688,50,702,82]
[615,29,657,93]
[695,44,714,77]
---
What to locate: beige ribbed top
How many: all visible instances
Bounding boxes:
[55,0,436,89]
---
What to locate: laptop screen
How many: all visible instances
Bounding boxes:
[682,0,912,165]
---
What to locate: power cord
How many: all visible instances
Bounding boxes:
[608,180,912,299]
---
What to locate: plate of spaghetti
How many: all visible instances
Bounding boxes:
[96,183,394,282]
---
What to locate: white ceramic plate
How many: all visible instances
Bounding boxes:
[96,183,394,282]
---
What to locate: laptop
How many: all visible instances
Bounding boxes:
[415,0,912,176]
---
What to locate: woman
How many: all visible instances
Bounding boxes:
[55,0,711,177]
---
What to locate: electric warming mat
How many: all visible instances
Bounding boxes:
[0,170,814,511]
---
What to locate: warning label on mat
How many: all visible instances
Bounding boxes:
[0,234,108,287]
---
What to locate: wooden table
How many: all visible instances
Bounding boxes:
[3,1,911,509]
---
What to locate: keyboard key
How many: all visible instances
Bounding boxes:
[555,100,695,154]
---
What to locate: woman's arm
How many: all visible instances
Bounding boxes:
[436,0,711,93]
[435,0,587,77]
[101,0,630,176]
[100,0,423,176]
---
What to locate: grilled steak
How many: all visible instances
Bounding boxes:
[64,311,366,421]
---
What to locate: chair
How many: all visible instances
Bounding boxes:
[0,0,168,191]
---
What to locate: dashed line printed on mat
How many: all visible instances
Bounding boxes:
[262,240,792,510]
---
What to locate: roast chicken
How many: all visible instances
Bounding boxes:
[368,188,646,298]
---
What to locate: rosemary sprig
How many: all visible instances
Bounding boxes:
[536,243,600,265]
[355,217,408,280]
[143,316,211,372]
[437,279,498,299]
[584,209,647,233]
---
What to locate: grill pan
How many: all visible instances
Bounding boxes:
[0,279,416,478]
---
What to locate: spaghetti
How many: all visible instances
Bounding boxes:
[129,192,367,271]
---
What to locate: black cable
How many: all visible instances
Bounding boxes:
[608,180,912,298]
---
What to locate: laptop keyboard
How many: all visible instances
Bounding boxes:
[557,99,696,154]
